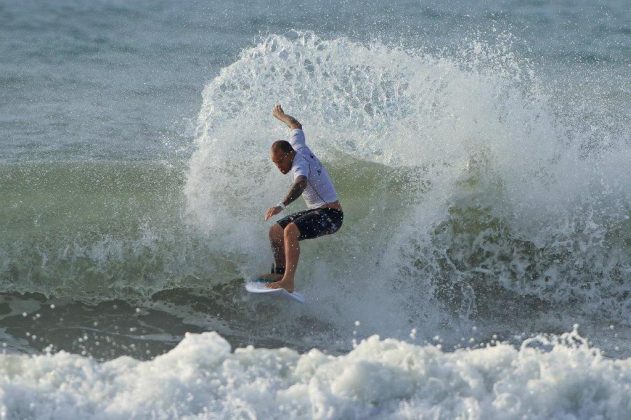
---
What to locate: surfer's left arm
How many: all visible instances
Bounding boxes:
[264,176,307,220]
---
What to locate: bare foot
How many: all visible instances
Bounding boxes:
[266,277,294,293]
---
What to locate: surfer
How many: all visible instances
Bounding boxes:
[262,104,343,293]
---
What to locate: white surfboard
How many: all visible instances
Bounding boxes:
[245,280,305,304]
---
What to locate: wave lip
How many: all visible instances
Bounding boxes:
[185,31,631,335]
[0,329,630,419]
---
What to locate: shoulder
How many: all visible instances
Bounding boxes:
[288,129,306,148]
[291,152,310,176]
[291,150,308,166]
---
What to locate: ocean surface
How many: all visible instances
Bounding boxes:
[1,0,630,417]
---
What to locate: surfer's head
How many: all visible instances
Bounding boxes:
[270,140,295,174]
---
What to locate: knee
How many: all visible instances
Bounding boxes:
[284,223,300,239]
[269,223,283,241]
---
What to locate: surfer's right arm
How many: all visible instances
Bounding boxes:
[273,104,302,130]
[264,175,307,221]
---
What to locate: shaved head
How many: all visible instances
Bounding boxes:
[271,140,293,154]
[270,140,295,174]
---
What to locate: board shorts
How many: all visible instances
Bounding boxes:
[277,208,344,241]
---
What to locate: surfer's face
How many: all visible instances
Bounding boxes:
[271,150,293,174]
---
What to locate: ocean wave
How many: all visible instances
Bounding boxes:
[0,32,629,341]
[0,329,629,419]
[186,31,631,330]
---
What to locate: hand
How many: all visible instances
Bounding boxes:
[272,104,302,129]
[264,206,283,221]
[272,104,285,120]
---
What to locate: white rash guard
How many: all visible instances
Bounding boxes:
[288,129,338,209]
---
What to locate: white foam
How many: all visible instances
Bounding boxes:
[184,31,631,341]
[0,329,630,418]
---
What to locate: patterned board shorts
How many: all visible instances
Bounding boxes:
[277,208,344,240]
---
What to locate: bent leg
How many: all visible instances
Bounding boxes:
[258,223,286,281]
[267,222,300,293]
[269,223,286,271]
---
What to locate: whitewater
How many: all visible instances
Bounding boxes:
[1,0,630,418]
[2,329,631,418]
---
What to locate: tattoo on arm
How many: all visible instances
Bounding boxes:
[282,176,307,206]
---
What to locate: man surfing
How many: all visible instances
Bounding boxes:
[262,104,343,293]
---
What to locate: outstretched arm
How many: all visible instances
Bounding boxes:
[272,104,302,130]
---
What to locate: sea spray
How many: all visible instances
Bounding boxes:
[186,32,631,340]
[0,32,627,353]
[1,329,630,418]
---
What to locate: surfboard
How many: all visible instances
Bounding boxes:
[245,279,305,303]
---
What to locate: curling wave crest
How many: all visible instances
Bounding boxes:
[186,32,631,336]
